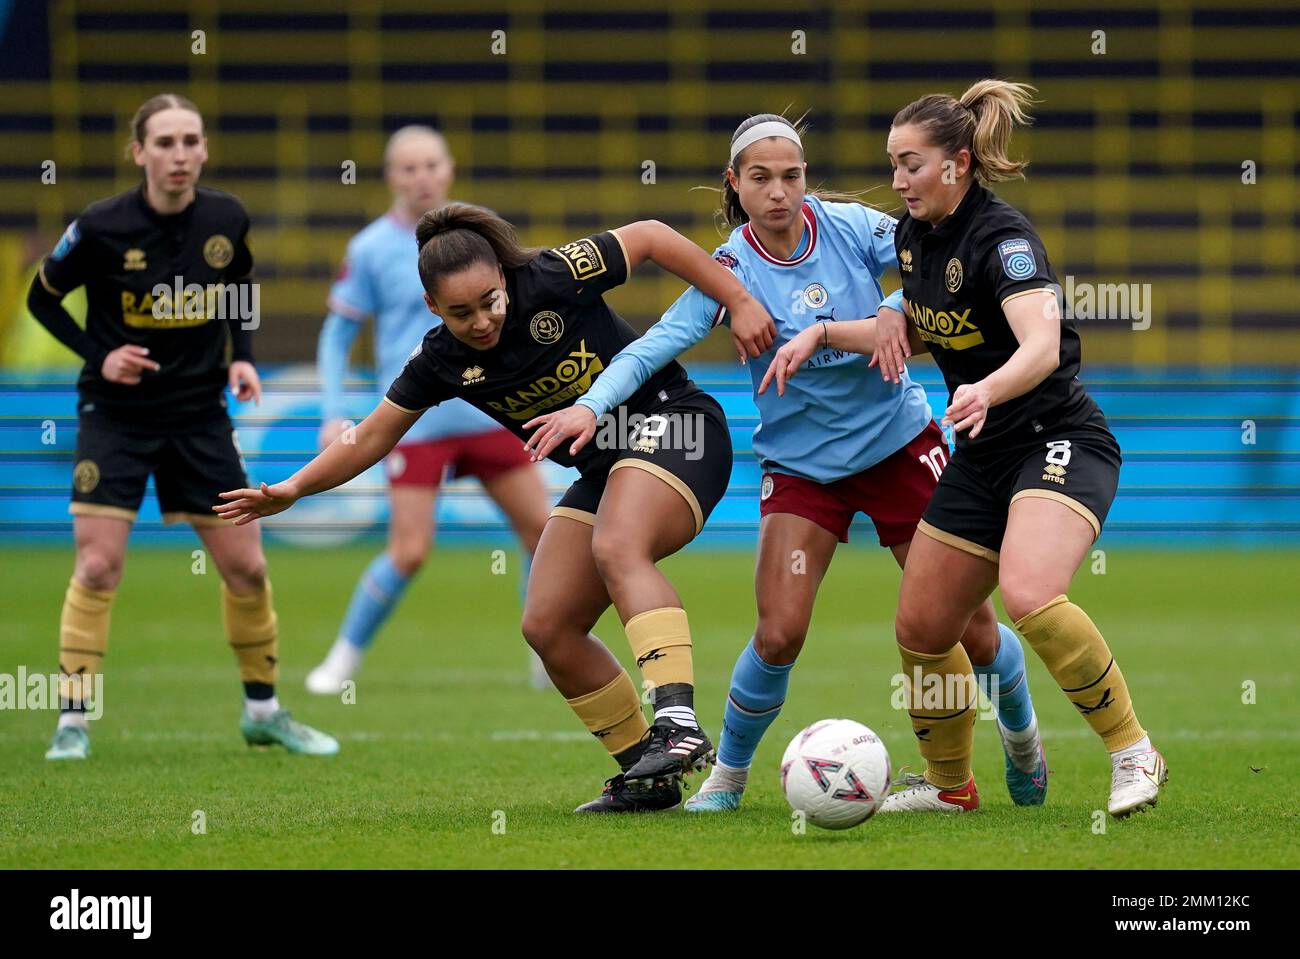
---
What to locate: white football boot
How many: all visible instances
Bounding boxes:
[1107,747,1168,818]
[305,638,363,695]
[878,771,980,812]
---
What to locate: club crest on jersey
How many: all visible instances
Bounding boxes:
[899,248,914,273]
[462,365,485,385]
[530,310,564,344]
[123,248,147,271]
[997,238,1036,281]
[801,283,828,309]
[204,235,234,269]
[73,459,100,494]
[760,475,774,501]
[945,258,963,292]
[551,238,607,281]
[51,221,80,261]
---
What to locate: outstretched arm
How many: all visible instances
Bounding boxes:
[214,399,419,524]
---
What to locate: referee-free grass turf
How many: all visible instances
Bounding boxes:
[2,542,1296,869]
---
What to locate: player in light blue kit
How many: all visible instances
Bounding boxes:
[525,115,1048,812]
[307,126,550,693]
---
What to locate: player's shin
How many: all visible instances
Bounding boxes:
[222,579,280,713]
[57,577,113,723]
[1014,594,1145,751]
[717,637,792,768]
[565,669,650,771]
[899,642,978,789]
[625,606,697,728]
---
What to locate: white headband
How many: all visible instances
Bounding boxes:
[729,121,802,167]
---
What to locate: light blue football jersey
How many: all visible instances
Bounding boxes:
[577,195,933,483]
[328,211,500,443]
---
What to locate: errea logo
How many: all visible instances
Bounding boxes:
[462,365,485,385]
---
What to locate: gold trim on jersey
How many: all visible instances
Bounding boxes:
[1000,287,1055,309]
[608,458,704,534]
[916,519,999,563]
[609,228,631,272]
[1010,489,1102,541]
[383,396,426,415]
[549,506,597,526]
[37,263,64,297]
[550,237,608,282]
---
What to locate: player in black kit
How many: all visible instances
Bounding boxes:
[216,202,775,812]
[763,80,1164,818]
[28,93,338,760]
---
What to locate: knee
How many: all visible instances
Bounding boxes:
[753,618,806,667]
[388,542,427,578]
[222,554,268,594]
[895,604,951,656]
[75,548,123,591]
[590,528,637,585]
[520,608,562,658]
[999,576,1057,625]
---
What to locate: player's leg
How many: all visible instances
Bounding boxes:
[891,538,1047,806]
[47,413,154,760]
[45,514,133,760]
[881,526,999,812]
[588,404,733,787]
[195,519,337,755]
[308,482,437,693]
[468,434,551,688]
[1000,491,1162,817]
[687,509,838,813]
[308,442,447,693]
[522,511,675,813]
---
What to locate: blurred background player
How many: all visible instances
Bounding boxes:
[28,93,337,759]
[217,203,774,812]
[526,113,1046,814]
[766,81,1163,818]
[308,126,550,694]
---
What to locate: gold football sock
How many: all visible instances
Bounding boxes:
[898,642,978,789]
[222,581,279,687]
[58,577,113,710]
[624,606,694,690]
[566,669,649,761]
[1015,594,1145,751]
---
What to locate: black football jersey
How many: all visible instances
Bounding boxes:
[39,184,255,421]
[895,183,1097,451]
[386,231,695,472]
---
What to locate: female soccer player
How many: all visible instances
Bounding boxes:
[216,203,774,812]
[28,93,337,759]
[523,113,1048,814]
[308,126,550,694]
[765,81,1165,818]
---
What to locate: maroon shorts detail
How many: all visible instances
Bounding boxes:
[758,421,949,546]
[386,428,533,488]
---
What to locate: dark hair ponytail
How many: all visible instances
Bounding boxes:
[415,202,542,295]
[715,113,805,231]
[892,80,1036,183]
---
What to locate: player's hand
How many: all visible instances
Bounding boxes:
[228,361,262,404]
[318,418,355,451]
[943,381,992,439]
[100,345,160,385]
[867,305,911,384]
[727,293,776,364]
[523,405,598,462]
[758,324,821,397]
[213,481,299,526]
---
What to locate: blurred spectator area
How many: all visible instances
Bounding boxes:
[0,0,1296,366]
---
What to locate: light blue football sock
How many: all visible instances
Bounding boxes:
[717,638,795,769]
[339,552,411,652]
[972,623,1035,732]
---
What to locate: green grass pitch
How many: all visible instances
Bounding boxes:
[2,543,1296,869]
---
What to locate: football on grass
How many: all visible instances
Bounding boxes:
[781,719,892,830]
